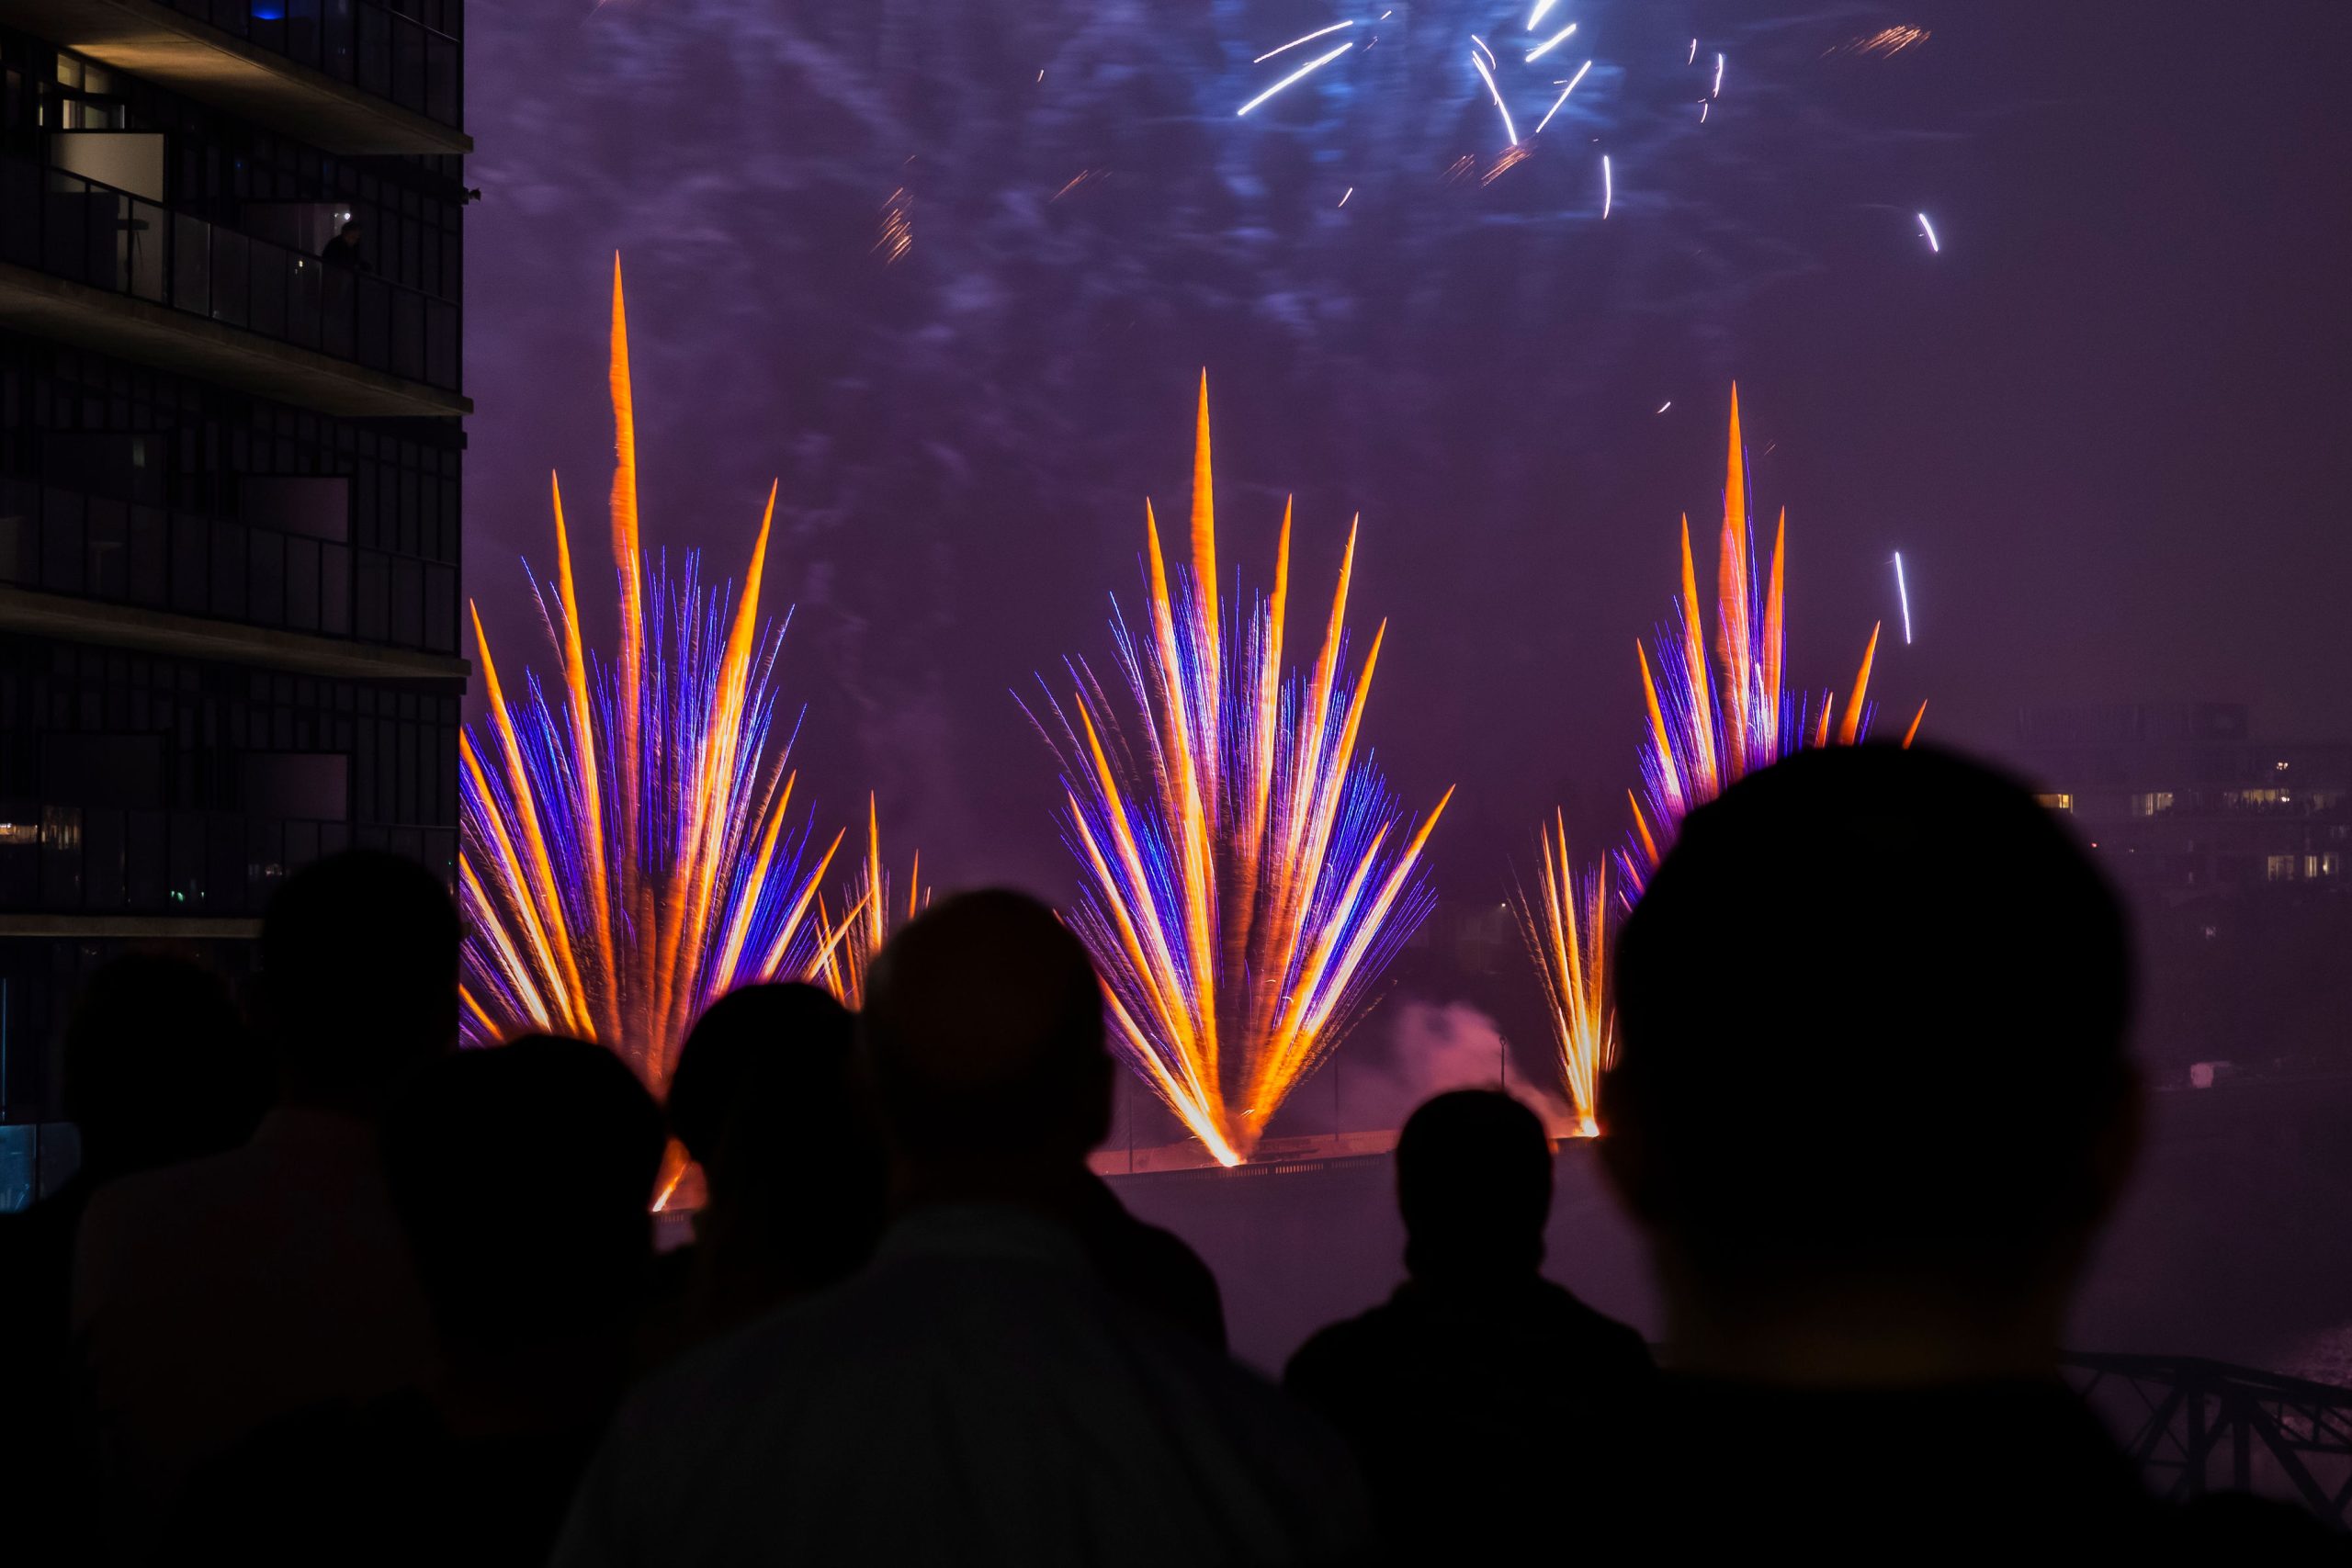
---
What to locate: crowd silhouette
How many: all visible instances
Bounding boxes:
[1,746,2342,1562]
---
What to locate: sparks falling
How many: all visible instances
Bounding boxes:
[1030,378,1453,1166]
[460,261,856,1089]
[1622,387,1924,891]
[1514,816,1612,1138]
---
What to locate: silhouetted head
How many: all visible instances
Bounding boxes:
[1603,745,2136,1310]
[673,984,884,1312]
[383,1035,665,1358]
[62,953,266,1184]
[1396,1089,1555,1283]
[669,982,854,1172]
[257,850,460,1113]
[861,890,1112,1181]
[337,219,361,241]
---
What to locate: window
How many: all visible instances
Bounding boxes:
[2266,854,2298,882]
[2129,792,2174,817]
[2035,793,2074,813]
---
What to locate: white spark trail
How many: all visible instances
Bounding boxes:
[1534,59,1592,134]
[1236,41,1354,116]
[1894,552,1914,644]
[1601,153,1612,218]
[1470,33,1498,69]
[1253,20,1352,65]
[1917,212,1939,252]
[1470,51,1519,145]
[1527,0,1563,28]
[1713,52,1725,96]
[1526,22,1577,62]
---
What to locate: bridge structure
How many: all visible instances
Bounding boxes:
[2064,1353,2352,1526]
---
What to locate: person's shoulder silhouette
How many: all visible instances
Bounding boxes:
[1287,1089,1652,1561]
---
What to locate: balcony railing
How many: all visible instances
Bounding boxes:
[0,806,455,918]
[155,0,463,130]
[0,474,460,656]
[0,156,461,395]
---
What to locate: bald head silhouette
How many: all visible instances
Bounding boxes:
[861,890,1114,1172]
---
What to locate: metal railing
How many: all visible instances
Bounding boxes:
[0,806,455,918]
[0,156,462,394]
[2066,1352,2352,1525]
[0,474,460,655]
[157,0,463,130]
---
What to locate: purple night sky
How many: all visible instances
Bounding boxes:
[458,0,2352,914]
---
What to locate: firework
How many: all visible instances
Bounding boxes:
[1526,23,1577,63]
[1917,212,1941,253]
[1894,551,1914,644]
[1534,59,1592,135]
[1622,387,1924,892]
[812,794,929,1010]
[1030,378,1452,1166]
[460,261,856,1089]
[1236,39,1354,117]
[1514,814,1612,1137]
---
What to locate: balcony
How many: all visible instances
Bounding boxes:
[0,155,466,417]
[0,805,455,930]
[0,0,467,155]
[0,473,464,680]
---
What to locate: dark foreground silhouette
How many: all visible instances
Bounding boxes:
[7,750,2347,1564]
[550,890,1365,1567]
[1592,743,2339,1559]
[1287,1089,1655,1561]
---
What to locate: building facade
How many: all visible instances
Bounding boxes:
[0,0,467,1206]
[2009,703,2351,899]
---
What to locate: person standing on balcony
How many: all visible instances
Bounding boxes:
[320,218,369,272]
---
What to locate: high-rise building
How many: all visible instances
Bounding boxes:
[0,2,469,1206]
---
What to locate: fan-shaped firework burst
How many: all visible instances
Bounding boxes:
[1623,385,1924,892]
[1031,378,1453,1167]
[460,261,855,1089]
[1521,387,1924,1126]
[811,794,929,1010]
[1513,815,1612,1138]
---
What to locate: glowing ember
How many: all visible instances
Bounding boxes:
[1030,378,1452,1166]
[460,260,856,1089]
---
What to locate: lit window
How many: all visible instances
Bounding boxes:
[2266,854,2298,881]
[2129,792,2174,817]
[2227,788,2287,808]
[2324,853,2343,878]
[2035,793,2074,812]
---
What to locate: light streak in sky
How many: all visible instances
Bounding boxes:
[1471,50,1520,145]
[1700,100,1710,123]
[1253,20,1352,65]
[1894,552,1914,644]
[1689,38,1698,64]
[461,260,862,1089]
[1339,186,1353,206]
[1470,33,1498,70]
[1621,388,1923,892]
[1600,153,1611,218]
[1526,22,1577,62]
[1534,59,1593,134]
[1656,400,1672,413]
[1713,51,1725,96]
[1515,819,1611,1137]
[1917,212,1940,252]
[1029,378,1452,1166]
[1236,40,1354,116]
[1527,0,1563,29]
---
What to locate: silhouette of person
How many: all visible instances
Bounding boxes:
[0,953,265,1565]
[1593,744,2337,1557]
[660,983,885,1348]
[318,217,368,269]
[551,890,1368,1567]
[173,1035,668,1567]
[73,850,456,1550]
[1286,1089,1654,1560]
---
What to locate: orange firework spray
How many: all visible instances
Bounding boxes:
[460,264,903,1089]
[1030,378,1453,1166]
